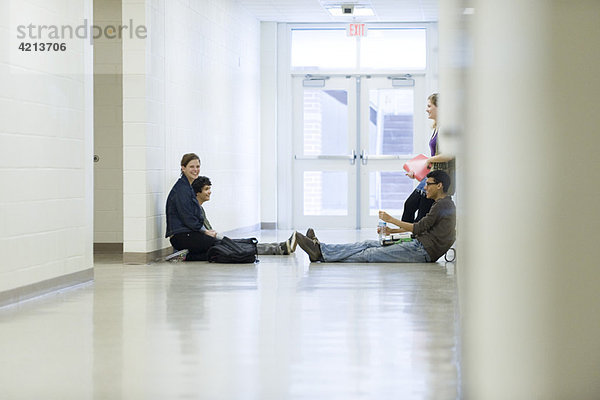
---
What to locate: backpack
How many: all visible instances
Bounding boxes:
[207,236,259,264]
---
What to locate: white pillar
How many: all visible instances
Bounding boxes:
[260,22,278,228]
[450,0,600,398]
[122,0,168,261]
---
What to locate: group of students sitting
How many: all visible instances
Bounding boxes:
[165,152,456,264]
[165,153,296,262]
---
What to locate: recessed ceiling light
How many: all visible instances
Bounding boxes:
[327,7,375,17]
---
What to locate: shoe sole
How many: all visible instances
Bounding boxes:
[295,231,321,262]
[165,249,189,262]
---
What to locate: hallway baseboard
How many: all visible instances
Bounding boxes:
[94,243,123,253]
[123,247,173,265]
[0,268,94,308]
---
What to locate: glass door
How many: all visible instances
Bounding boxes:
[358,76,426,228]
[292,75,426,229]
[292,76,358,229]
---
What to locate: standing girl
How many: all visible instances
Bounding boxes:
[401,93,454,222]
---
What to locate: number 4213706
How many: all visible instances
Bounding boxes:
[19,42,67,51]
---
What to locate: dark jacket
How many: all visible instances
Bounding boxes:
[165,176,205,237]
[413,196,456,262]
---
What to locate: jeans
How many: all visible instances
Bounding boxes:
[257,242,283,255]
[320,240,431,263]
[415,176,427,194]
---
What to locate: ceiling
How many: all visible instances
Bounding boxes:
[235,0,439,23]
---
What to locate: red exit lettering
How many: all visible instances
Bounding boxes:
[347,23,367,37]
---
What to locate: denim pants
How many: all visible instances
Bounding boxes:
[257,242,282,255]
[320,240,431,263]
[415,177,427,195]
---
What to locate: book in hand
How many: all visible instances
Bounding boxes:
[403,153,431,181]
[381,232,413,246]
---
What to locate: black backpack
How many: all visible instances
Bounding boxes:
[207,237,258,264]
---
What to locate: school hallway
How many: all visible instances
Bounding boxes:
[3,0,600,398]
[0,229,459,400]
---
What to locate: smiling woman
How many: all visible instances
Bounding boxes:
[180,154,201,184]
[165,153,217,261]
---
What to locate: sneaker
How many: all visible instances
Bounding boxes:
[287,232,297,253]
[295,231,323,262]
[278,241,289,255]
[165,249,189,262]
[278,232,297,255]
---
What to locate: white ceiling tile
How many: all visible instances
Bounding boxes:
[237,0,439,22]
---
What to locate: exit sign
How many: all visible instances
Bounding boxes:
[347,23,367,37]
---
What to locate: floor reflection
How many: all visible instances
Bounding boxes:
[0,230,459,399]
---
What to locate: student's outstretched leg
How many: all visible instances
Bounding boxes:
[257,242,281,255]
[321,240,431,263]
[319,240,380,262]
[256,232,296,255]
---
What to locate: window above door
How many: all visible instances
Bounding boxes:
[290,26,427,71]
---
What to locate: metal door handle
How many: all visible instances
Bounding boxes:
[360,150,408,165]
[295,151,357,165]
[361,150,367,165]
[364,155,407,160]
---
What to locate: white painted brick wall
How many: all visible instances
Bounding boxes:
[0,0,94,292]
[123,0,261,253]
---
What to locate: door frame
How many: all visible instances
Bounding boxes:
[291,75,359,229]
[291,74,428,229]
[358,74,427,228]
[275,22,439,229]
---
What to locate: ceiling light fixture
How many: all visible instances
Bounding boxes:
[327,6,375,17]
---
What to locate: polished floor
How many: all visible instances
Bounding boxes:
[0,230,459,400]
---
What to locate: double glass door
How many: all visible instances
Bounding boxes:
[292,75,426,229]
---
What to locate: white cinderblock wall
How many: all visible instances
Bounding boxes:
[260,22,278,226]
[0,0,94,293]
[94,0,124,244]
[122,0,261,255]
